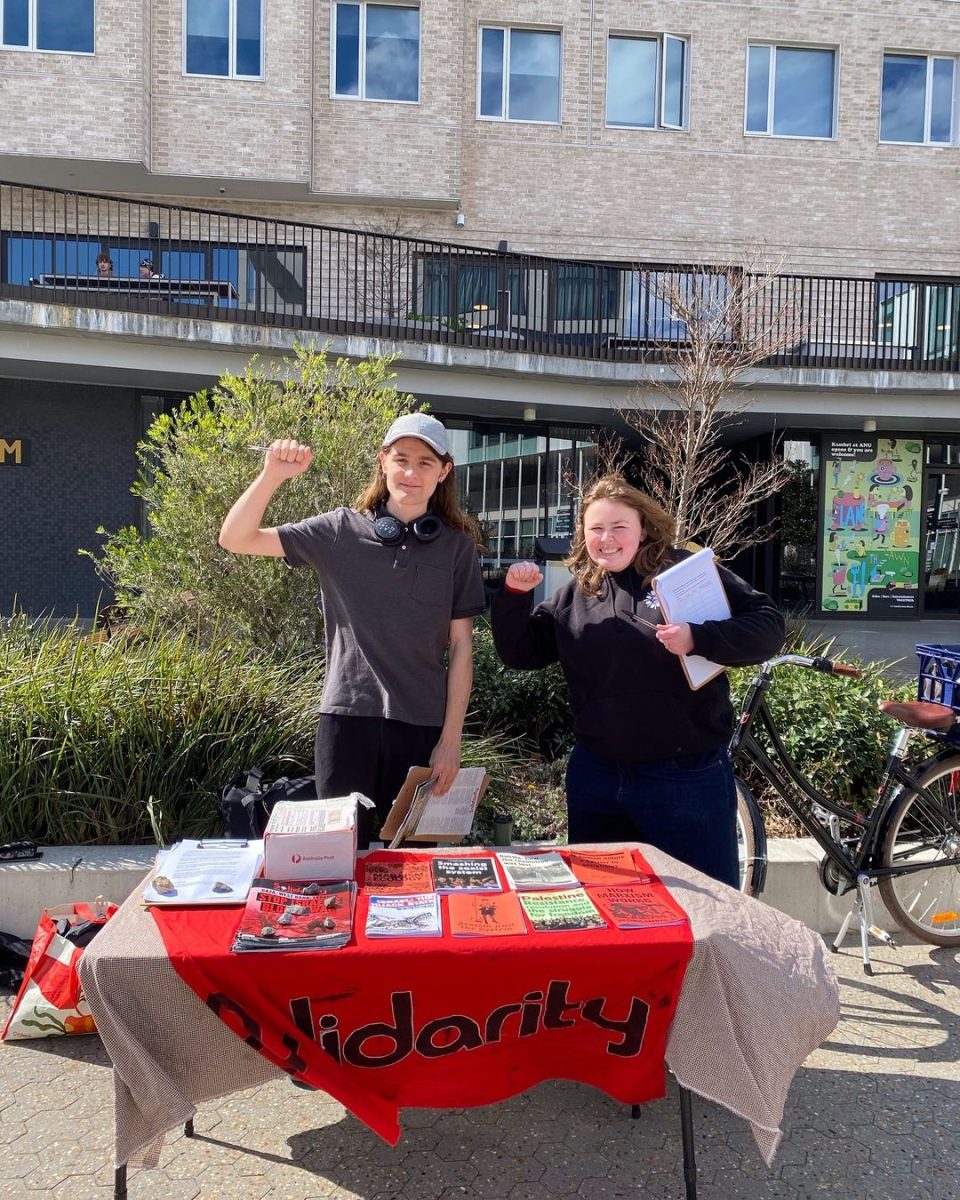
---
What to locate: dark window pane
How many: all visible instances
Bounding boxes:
[480,27,504,117]
[746,45,770,132]
[235,0,262,76]
[334,3,360,95]
[186,0,229,75]
[508,30,560,122]
[37,0,94,52]
[881,54,926,143]
[772,47,834,138]
[606,36,656,127]
[2,0,29,46]
[931,58,954,144]
[365,4,419,101]
[663,36,685,127]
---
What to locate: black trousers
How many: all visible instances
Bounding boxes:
[314,713,442,848]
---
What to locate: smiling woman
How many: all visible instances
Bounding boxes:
[491,473,785,888]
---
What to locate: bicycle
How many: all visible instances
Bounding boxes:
[729,651,960,974]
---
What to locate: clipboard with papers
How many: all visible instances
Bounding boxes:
[652,547,731,690]
[142,838,264,905]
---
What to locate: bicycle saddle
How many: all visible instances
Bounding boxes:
[878,699,958,732]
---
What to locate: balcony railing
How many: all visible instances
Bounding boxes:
[2,179,959,373]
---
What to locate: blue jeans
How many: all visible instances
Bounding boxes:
[565,742,739,888]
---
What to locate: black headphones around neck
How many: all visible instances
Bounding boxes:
[372,509,444,546]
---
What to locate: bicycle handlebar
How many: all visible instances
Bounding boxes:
[764,653,862,678]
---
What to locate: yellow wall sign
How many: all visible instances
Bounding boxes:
[0,439,24,464]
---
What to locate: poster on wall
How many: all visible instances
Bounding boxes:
[820,435,923,615]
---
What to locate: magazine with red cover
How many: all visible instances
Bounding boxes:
[447,890,526,937]
[565,848,649,886]
[588,882,688,930]
[232,879,356,951]
[359,854,433,894]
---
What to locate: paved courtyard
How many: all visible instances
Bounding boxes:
[0,938,957,1200]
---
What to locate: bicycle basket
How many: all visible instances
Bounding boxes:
[916,644,960,711]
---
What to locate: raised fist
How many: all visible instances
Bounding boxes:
[505,561,544,593]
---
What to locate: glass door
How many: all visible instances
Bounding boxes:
[922,471,960,614]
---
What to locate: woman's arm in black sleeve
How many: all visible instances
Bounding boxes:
[688,565,786,667]
[490,585,561,670]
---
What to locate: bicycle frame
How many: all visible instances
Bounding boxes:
[729,655,960,889]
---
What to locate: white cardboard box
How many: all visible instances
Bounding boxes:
[263,795,362,881]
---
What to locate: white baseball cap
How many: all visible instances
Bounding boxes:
[382,412,450,457]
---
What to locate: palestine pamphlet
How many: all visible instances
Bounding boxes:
[365,892,442,938]
[496,850,579,891]
[143,838,263,906]
[447,890,527,937]
[430,855,502,893]
[232,879,356,951]
[518,888,607,932]
[652,547,731,690]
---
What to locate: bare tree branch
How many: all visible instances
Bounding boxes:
[620,252,806,559]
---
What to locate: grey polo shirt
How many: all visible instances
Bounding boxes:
[277,508,486,727]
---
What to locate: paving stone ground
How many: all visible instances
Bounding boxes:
[1,939,957,1200]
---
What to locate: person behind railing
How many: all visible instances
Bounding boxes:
[95,252,114,278]
[218,413,486,848]
[138,257,161,280]
[491,474,785,888]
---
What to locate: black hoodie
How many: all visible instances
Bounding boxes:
[491,553,785,763]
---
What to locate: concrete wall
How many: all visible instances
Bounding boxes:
[3,1,960,273]
[0,379,140,617]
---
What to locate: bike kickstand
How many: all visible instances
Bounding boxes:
[854,874,897,975]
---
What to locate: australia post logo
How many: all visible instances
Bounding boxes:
[285,981,650,1067]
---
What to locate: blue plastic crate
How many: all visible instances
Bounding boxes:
[916,644,960,711]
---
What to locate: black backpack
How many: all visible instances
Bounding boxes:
[217,768,318,838]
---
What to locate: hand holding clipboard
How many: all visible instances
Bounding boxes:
[652,548,731,690]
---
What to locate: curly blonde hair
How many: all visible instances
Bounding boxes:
[566,475,676,596]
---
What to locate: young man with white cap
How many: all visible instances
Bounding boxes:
[219,412,485,845]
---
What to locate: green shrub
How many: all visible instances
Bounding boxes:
[469,619,573,761]
[729,633,915,819]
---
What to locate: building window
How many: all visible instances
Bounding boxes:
[184,0,263,79]
[1,0,94,52]
[881,53,955,144]
[333,2,420,102]
[606,33,688,130]
[479,26,561,123]
[745,44,836,139]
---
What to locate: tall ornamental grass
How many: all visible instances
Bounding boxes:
[0,617,319,845]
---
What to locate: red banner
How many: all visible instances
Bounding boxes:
[152,850,691,1144]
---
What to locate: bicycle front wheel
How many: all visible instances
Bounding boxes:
[879,754,960,946]
[735,778,767,898]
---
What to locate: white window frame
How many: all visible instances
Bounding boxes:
[605,30,689,131]
[330,1,421,104]
[477,24,563,125]
[879,51,958,146]
[0,0,95,54]
[744,41,839,141]
[182,0,264,81]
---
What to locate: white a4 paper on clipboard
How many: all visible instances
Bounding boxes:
[652,548,730,690]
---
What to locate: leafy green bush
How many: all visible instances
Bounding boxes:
[729,634,915,819]
[90,345,416,659]
[468,619,573,761]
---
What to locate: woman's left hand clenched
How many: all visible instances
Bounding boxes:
[656,622,694,656]
[428,737,461,795]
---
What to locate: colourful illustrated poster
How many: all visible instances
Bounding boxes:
[819,435,922,615]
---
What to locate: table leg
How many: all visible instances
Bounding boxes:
[114,1163,127,1200]
[185,1119,194,1138]
[679,1085,697,1200]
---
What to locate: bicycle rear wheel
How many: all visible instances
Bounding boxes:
[879,754,960,946]
[735,778,767,898]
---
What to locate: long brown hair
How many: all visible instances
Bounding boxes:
[566,475,676,596]
[354,444,481,544]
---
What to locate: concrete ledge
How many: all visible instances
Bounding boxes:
[0,838,891,941]
[0,846,156,938]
